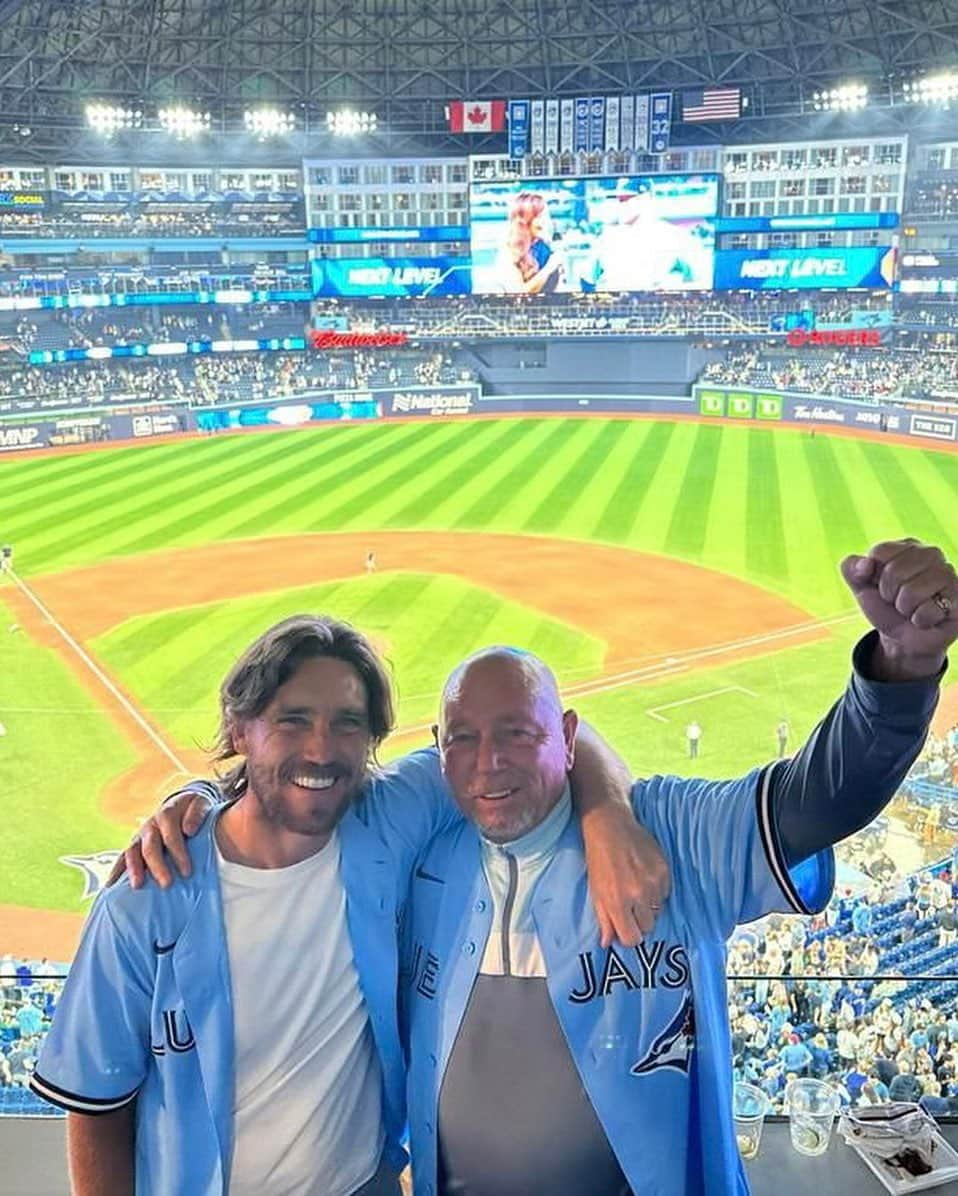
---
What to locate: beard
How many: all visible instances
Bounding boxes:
[245,757,363,838]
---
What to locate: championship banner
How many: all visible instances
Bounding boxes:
[560,98,575,152]
[605,96,620,151]
[574,97,590,152]
[589,96,606,152]
[545,99,560,153]
[634,95,650,151]
[530,100,545,154]
[508,100,530,159]
[620,95,636,151]
[649,92,672,154]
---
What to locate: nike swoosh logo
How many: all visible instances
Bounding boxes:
[414,865,444,885]
[153,940,177,955]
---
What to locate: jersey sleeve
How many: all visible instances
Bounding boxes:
[30,892,153,1115]
[632,763,834,943]
[358,746,463,873]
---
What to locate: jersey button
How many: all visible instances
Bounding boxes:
[463,941,476,955]
[429,1053,437,1067]
[474,899,486,913]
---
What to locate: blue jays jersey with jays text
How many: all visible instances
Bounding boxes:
[31,749,454,1196]
[403,761,833,1196]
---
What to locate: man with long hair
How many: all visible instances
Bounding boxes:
[32,615,664,1195]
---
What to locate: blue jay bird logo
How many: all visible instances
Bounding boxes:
[60,851,122,900]
[631,991,696,1077]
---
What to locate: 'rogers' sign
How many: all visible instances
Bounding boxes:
[786,328,882,348]
[309,330,409,349]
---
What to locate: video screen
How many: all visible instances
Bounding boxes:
[469,173,718,294]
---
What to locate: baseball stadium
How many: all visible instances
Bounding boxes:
[2,0,958,1192]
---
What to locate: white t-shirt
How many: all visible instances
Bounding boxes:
[217,830,384,1196]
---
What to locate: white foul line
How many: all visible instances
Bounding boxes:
[646,685,760,723]
[6,568,188,773]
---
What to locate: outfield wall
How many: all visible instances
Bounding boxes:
[2,383,957,454]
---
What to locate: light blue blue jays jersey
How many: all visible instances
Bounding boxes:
[31,749,455,1196]
[402,761,834,1196]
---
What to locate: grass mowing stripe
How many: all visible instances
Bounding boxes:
[858,442,957,551]
[336,421,489,529]
[745,429,788,583]
[306,423,455,530]
[383,420,523,527]
[0,433,236,507]
[199,423,422,541]
[79,422,409,560]
[104,583,352,721]
[339,572,437,628]
[923,446,958,500]
[800,433,869,609]
[590,422,673,543]
[663,424,724,559]
[521,421,623,534]
[11,433,258,544]
[452,420,576,529]
[29,426,346,568]
[20,432,303,557]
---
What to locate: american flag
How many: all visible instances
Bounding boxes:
[681,87,742,123]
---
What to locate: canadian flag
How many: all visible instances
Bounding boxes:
[447,100,506,133]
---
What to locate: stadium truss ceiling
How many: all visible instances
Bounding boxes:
[0,0,956,160]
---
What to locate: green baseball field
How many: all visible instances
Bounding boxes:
[2,414,957,956]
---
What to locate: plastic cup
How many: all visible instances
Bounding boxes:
[785,1078,840,1156]
[733,1082,769,1160]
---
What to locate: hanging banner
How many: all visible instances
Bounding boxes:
[620,95,636,151]
[634,94,650,151]
[605,95,620,151]
[649,91,672,154]
[574,98,590,152]
[508,99,530,160]
[560,98,575,153]
[545,99,560,154]
[530,100,545,154]
[589,96,606,152]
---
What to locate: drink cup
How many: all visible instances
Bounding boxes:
[785,1078,840,1156]
[733,1082,769,1160]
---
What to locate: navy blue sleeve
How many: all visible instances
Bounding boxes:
[773,630,944,866]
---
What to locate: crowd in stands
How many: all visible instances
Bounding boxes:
[0,264,311,299]
[0,205,305,239]
[700,346,958,402]
[4,725,957,1115]
[313,292,893,340]
[908,181,958,221]
[0,347,475,411]
[0,302,307,354]
[0,957,66,1113]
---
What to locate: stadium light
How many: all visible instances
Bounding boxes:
[325,109,378,136]
[903,73,958,105]
[158,105,212,139]
[85,103,143,136]
[243,107,297,138]
[811,84,869,112]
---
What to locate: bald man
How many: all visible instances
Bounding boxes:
[403,540,956,1195]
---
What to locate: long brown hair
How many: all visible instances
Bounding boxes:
[507,191,548,282]
[214,614,395,798]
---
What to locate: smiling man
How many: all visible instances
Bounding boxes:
[31,614,666,1196]
[403,539,957,1195]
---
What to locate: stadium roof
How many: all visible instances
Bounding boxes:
[0,0,956,161]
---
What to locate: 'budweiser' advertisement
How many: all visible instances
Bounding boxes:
[309,330,409,349]
[786,328,882,348]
